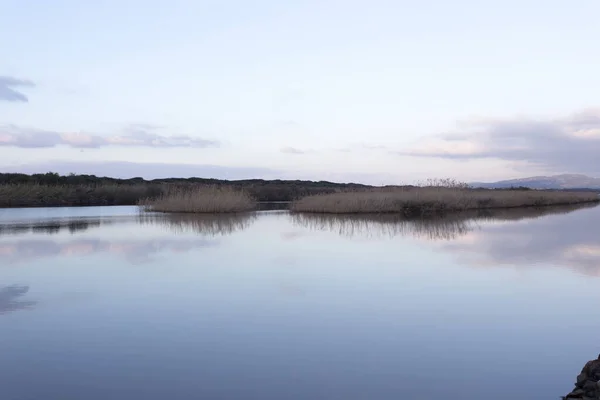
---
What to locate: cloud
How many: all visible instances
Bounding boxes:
[0,124,219,149]
[280,146,311,155]
[275,120,303,129]
[398,108,600,175]
[336,142,389,153]
[0,76,35,102]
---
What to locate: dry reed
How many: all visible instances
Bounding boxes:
[139,185,256,213]
[290,187,600,215]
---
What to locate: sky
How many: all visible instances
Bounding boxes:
[2,0,600,185]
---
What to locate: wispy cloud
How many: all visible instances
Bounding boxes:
[280,146,313,155]
[0,124,219,149]
[0,76,35,102]
[336,142,389,153]
[397,108,600,175]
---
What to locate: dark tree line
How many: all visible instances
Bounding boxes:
[0,172,374,206]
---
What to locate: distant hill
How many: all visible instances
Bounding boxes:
[470,174,600,189]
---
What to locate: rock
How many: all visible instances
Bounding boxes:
[568,388,585,397]
[578,373,590,386]
[564,355,600,400]
[583,380,597,391]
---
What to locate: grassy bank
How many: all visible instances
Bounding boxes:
[290,187,600,215]
[139,186,256,213]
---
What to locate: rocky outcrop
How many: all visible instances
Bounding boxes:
[564,355,600,399]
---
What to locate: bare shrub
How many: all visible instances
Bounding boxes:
[417,177,472,189]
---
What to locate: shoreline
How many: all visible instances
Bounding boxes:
[1,199,599,214]
[290,199,600,215]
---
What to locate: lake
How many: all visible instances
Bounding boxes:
[1,204,599,399]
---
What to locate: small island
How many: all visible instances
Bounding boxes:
[139,186,256,213]
[290,186,599,216]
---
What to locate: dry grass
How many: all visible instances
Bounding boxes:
[291,203,596,240]
[139,185,256,213]
[290,187,600,215]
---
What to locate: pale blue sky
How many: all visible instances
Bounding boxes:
[1,0,600,184]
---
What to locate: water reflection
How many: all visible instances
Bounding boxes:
[291,204,596,241]
[0,213,258,265]
[0,219,104,237]
[138,212,257,236]
[0,237,219,264]
[435,205,600,277]
[291,212,471,240]
[0,285,37,315]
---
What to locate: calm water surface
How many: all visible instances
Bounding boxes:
[1,205,600,399]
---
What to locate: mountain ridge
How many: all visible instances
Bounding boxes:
[470,174,600,189]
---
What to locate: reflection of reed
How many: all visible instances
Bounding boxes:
[291,203,595,240]
[291,213,472,240]
[0,219,102,237]
[138,213,257,236]
[464,202,598,221]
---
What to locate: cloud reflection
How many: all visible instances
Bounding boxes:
[0,237,218,265]
[0,213,257,264]
[0,285,37,315]
[435,205,600,277]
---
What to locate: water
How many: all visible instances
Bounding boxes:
[1,204,600,399]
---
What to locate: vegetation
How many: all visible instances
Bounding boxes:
[290,186,600,215]
[139,186,256,213]
[0,183,162,208]
[1,172,599,210]
[0,172,371,207]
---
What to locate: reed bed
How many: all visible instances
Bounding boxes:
[290,187,600,215]
[139,185,256,213]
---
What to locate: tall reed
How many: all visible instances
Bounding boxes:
[290,187,600,215]
[139,185,256,213]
